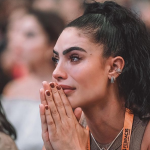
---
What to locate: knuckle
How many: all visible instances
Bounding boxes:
[51,109,58,115]
[47,97,53,102]
[52,89,57,94]
[42,100,47,105]
[41,116,46,123]
[47,120,54,126]
[55,102,63,108]
[61,92,66,97]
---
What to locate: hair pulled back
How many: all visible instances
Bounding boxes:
[66,1,150,120]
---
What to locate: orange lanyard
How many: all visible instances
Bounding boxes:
[86,109,134,150]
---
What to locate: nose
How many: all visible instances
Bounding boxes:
[52,63,68,81]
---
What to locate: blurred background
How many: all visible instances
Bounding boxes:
[0,0,150,150]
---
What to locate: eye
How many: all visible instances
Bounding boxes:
[25,32,36,38]
[70,55,81,62]
[52,57,59,65]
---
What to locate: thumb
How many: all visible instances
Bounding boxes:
[73,107,82,122]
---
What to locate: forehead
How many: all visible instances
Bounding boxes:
[54,27,93,51]
[21,15,42,31]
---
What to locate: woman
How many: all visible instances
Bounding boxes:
[39,1,150,150]
[2,9,64,150]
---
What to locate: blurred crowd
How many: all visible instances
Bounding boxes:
[0,0,150,150]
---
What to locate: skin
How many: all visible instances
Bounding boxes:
[39,27,150,150]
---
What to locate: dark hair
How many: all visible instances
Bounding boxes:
[0,99,17,139]
[0,35,15,140]
[66,1,150,120]
[27,9,65,43]
[0,38,11,94]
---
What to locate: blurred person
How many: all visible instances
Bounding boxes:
[0,99,18,149]
[4,3,33,79]
[138,2,150,32]
[2,9,65,150]
[0,0,34,40]
[130,1,150,35]
[32,0,59,11]
[58,0,85,24]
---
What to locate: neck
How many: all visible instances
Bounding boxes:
[29,61,55,82]
[82,89,125,144]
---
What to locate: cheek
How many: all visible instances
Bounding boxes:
[69,62,106,89]
[24,38,47,56]
[68,62,108,106]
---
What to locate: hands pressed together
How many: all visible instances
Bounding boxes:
[39,81,89,150]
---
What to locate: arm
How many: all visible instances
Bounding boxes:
[141,121,150,150]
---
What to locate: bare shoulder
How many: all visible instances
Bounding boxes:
[0,132,18,150]
[2,75,42,100]
[3,77,26,97]
[141,120,150,150]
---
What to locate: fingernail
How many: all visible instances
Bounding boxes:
[45,105,48,110]
[56,85,61,90]
[46,91,50,96]
[50,83,55,88]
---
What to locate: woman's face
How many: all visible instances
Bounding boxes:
[53,27,112,109]
[20,14,51,66]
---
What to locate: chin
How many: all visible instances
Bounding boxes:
[67,95,84,110]
[66,96,79,109]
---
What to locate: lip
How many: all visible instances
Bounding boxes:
[59,84,76,94]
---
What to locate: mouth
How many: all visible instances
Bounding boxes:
[59,84,76,95]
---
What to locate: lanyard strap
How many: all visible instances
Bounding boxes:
[121,109,134,150]
[86,109,134,150]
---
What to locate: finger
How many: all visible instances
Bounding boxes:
[50,84,67,121]
[40,88,47,105]
[45,105,56,135]
[39,104,47,132]
[45,90,61,126]
[74,107,82,122]
[39,104,53,150]
[56,86,75,119]
[42,81,51,92]
[42,81,51,102]
[40,89,50,148]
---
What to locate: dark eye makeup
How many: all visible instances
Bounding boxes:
[70,54,81,62]
[52,57,59,65]
[52,53,82,65]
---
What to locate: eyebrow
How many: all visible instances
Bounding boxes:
[53,47,87,56]
[63,47,87,55]
[53,50,59,55]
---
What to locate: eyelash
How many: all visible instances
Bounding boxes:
[52,57,59,65]
[52,54,81,65]
[70,54,81,62]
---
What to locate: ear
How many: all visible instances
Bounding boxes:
[108,56,125,80]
